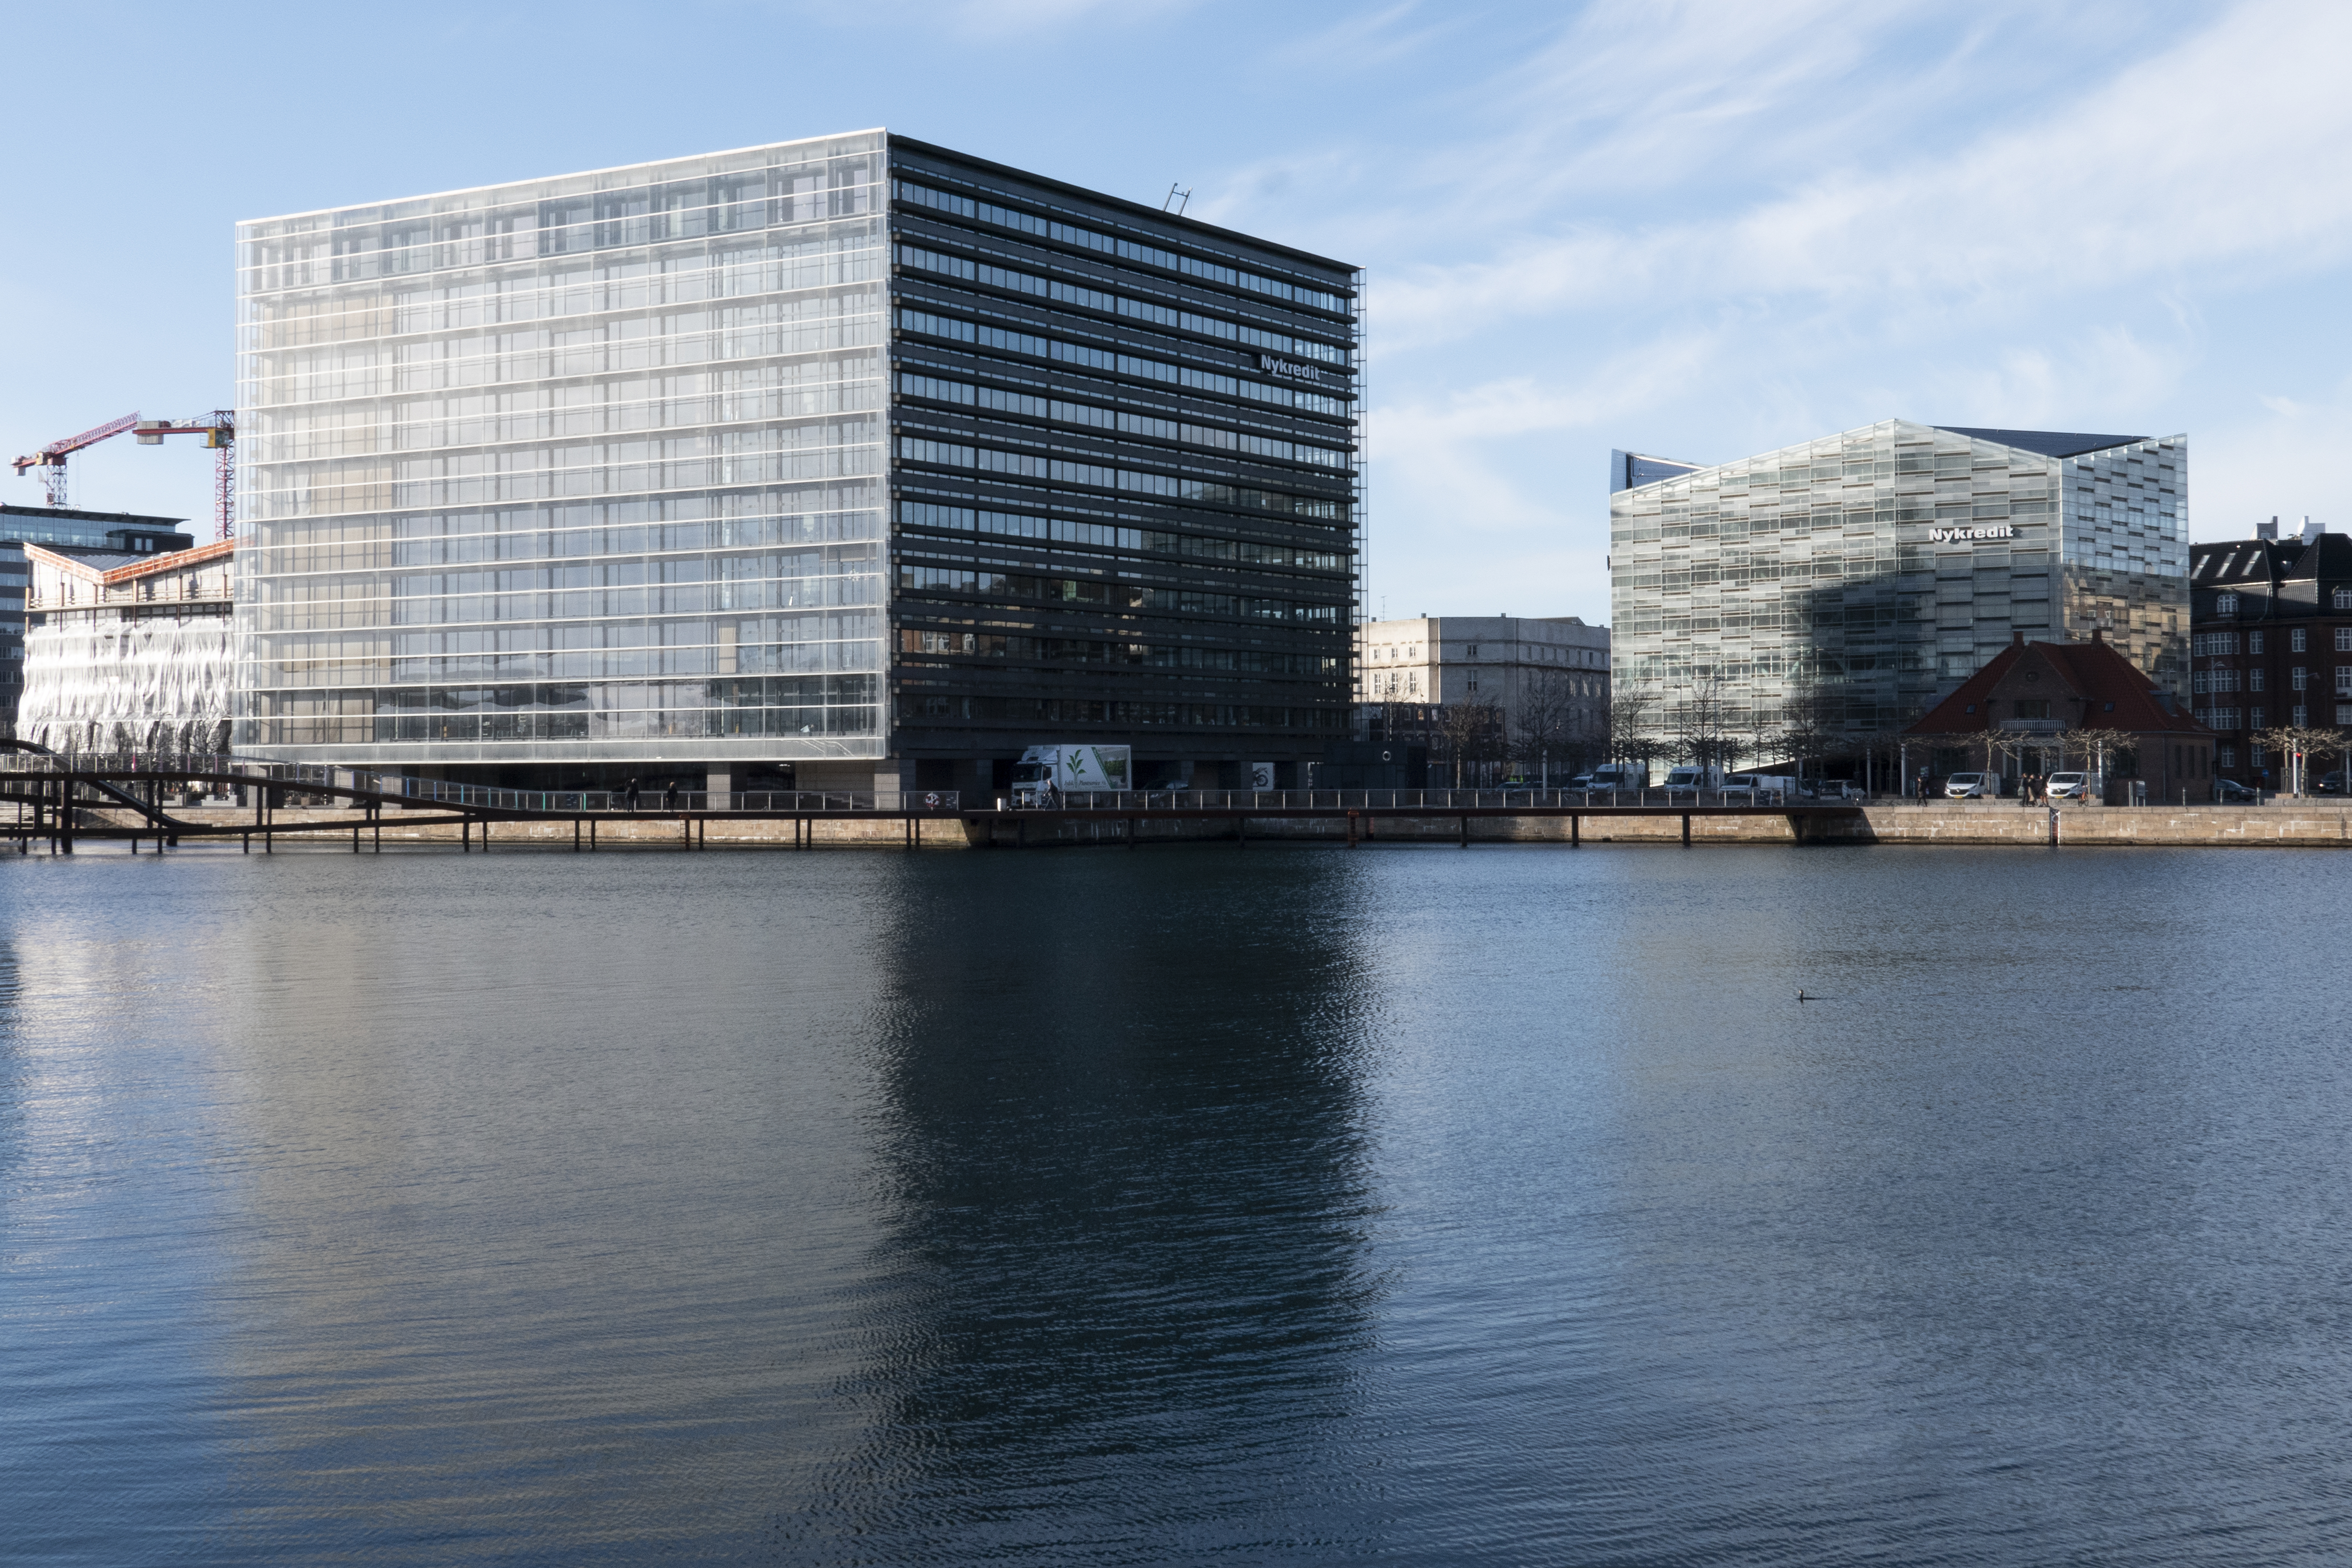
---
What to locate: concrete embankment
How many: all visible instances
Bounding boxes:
[50,801,2352,850]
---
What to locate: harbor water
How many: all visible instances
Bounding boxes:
[4,842,2349,1564]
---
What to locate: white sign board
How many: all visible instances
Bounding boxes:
[1250,762,1276,790]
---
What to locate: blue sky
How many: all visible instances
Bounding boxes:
[9,0,2349,625]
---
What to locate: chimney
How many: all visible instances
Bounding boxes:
[2257,516,2279,540]
[2012,629,2026,646]
[2092,626,2105,643]
[2303,515,2324,544]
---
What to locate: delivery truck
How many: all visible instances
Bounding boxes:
[1011,744,1132,806]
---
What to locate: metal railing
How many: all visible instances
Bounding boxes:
[0,751,960,815]
[998,787,1824,812]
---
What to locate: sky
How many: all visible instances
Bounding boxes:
[8,0,2352,627]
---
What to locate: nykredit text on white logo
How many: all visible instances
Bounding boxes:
[1927,524,2018,544]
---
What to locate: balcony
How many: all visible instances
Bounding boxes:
[1994,718,2067,733]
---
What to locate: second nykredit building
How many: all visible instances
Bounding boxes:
[1608,421,2188,741]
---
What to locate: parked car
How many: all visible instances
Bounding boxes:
[1944,771,2000,799]
[2046,771,2092,800]
[2215,778,2259,803]
[2318,772,2347,795]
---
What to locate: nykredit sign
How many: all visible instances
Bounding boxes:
[1257,353,1339,385]
[1927,524,2017,544]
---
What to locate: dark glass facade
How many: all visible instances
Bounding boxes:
[885,139,1360,791]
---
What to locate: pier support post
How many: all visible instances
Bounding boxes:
[1571,814,1580,848]
[462,819,471,852]
[1346,810,1358,848]
[1681,813,1691,846]
[1459,815,1469,848]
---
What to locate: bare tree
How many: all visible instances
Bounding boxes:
[1605,689,1668,784]
[2251,724,2349,795]
[1769,680,1843,788]
[1432,699,1504,787]
[1511,672,1579,784]
[1668,669,1741,773]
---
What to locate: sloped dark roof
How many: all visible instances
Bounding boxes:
[2281,533,2352,582]
[2192,539,2302,585]
[1905,638,2209,737]
[1932,427,2148,459]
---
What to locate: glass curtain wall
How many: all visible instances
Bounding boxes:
[233,132,890,770]
[884,144,1361,768]
[1609,421,2187,752]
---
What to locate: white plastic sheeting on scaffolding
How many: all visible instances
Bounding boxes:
[18,614,234,756]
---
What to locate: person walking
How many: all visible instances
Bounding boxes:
[662,778,679,813]
[624,777,640,812]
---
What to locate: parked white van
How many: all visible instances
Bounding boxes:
[1944,771,2000,799]
[2046,771,2092,800]
[1722,773,1796,802]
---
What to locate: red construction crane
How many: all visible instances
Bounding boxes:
[10,412,142,508]
[135,413,237,541]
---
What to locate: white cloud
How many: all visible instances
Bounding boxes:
[1369,0,2352,351]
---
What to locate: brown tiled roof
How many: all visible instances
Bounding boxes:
[1905,637,2211,737]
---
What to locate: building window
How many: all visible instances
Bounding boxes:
[2014,699,2050,719]
[2250,631,2266,653]
[1407,673,1418,695]
[2338,666,2352,696]
[2340,704,2352,726]
[2337,628,2352,651]
[2251,706,2266,729]
[2336,588,2352,610]
[1466,671,1479,692]
[2220,747,2237,767]
[2292,666,2309,690]
[2292,627,2309,652]
[2216,593,2239,614]
[2208,707,2240,729]
[2250,668,2266,692]
[1465,644,1479,658]
[2193,671,2209,695]
[2294,704,2309,726]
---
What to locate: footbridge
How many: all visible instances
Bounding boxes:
[0,743,1863,853]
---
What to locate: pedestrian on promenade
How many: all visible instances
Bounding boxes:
[624,777,640,812]
[663,778,679,812]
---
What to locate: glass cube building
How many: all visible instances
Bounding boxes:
[233,130,1360,791]
[1608,421,2188,745]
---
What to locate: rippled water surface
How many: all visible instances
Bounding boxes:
[4,840,2350,1565]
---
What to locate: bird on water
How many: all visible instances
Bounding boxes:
[1797,989,1808,1001]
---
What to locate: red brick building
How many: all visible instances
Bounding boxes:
[1902,633,2216,799]
[2189,525,2352,787]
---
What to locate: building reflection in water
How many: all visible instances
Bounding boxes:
[779,851,1389,1555]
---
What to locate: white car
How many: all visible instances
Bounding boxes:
[1944,771,2000,799]
[2046,771,2091,800]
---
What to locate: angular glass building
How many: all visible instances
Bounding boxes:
[233,131,1360,793]
[1608,421,2187,750]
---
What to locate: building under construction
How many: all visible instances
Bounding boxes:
[16,536,233,756]
[0,505,196,730]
